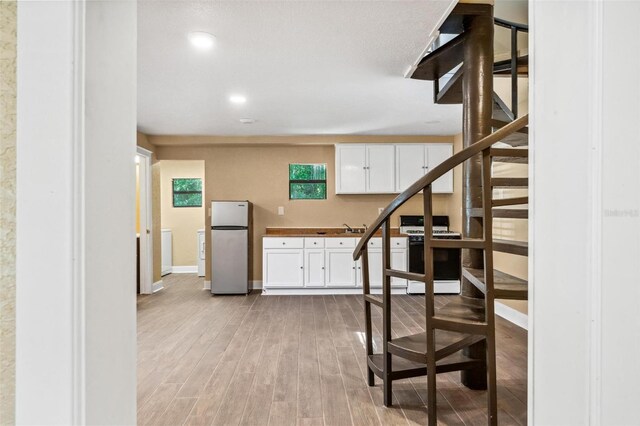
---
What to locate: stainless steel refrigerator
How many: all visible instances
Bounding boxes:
[211,200,252,295]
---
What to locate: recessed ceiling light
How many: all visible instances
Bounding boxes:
[188,31,216,50]
[239,118,256,124]
[229,95,247,105]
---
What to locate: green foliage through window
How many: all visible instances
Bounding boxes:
[289,164,326,200]
[173,178,202,207]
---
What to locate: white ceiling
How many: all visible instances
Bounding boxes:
[137,0,461,136]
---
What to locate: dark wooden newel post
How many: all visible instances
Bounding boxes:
[461,7,494,390]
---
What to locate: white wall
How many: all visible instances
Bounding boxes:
[16,1,137,424]
[531,1,640,423]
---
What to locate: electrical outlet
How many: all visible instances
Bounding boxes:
[278,206,285,216]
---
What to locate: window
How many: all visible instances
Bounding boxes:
[172,178,202,207]
[289,164,326,200]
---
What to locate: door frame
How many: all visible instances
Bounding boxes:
[137,146,154,294]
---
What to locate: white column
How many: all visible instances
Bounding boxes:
[531,0,640,424]
[16,1,137,424]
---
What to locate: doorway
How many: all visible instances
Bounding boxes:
[137,147,154,294]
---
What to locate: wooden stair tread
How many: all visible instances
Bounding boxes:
[490,147,528,164]
[491,120,528,134]
[498,131,529,147]
[411,33,467,81]
[439,3,493,34]
[388,329,484,364]
[469,208,528,219]
[491,177,528,187]
[493,239,528,256]
[367,352,482,381]
[462,267,528,300]
[493,55,529,76]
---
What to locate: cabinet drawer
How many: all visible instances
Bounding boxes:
[325,238,356,249]
[304,238,325,248]
[263,237,304,249]
[367,238,382,248]
[391,238,407,248]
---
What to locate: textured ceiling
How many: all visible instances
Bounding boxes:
[138,0,461,136]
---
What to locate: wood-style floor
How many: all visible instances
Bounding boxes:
[137,274,527,425]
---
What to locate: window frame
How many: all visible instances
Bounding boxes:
[172,178,203,208]
[288,163,327,200]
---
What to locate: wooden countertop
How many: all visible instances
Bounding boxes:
[264,227,407,238]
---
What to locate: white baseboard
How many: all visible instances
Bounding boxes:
[203,280,211,290]
[407,280,461,294]
[495,301,528,330]
[152,280,164,293]
[261,287,408,296]
[171,265,197,274]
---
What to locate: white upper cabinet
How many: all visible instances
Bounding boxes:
[395,144,454,194]
[335,144,395,194]
[427,144,454,193]
[336,145,366,194]
[337,143,453,194]
[395,144,426,191]
[366,144,396,193]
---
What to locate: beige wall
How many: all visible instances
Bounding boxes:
[159,160,205,267]
[0,1,16,423]
[137,131,162,283]
[152,135,460,282]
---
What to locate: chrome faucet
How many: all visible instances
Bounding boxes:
[343,223,355,233]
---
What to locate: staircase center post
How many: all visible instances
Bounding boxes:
[461,6,494,390]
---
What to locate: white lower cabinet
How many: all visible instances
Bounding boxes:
[263,236,407,292]
[325,249,357,287]
[263,249,304,287]
[304,249,326,287]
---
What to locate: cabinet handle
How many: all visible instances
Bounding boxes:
[339,242,343,245]
[322,267,325,270]
[313,242,317,245]
[300,266,303,269]
[282,242,286,245]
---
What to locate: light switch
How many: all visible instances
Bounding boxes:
[278,206,285,216]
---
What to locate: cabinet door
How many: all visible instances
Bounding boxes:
[396,145,427,192]
[367,250,383,288]
[390,248,408,287]
[263,249,304,288]
[304,249,325,287]
[427,144,454,193]
[355,258,363,287]
[325,249,357,287]
[366,145,396,193]
[336,145,366,194]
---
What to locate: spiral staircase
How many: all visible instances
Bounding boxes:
[353,4,529,425]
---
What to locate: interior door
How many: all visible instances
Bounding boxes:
[337,145,366,193]
[366,144,395,193]
[396,144,426,192]
[427,144,454,193]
